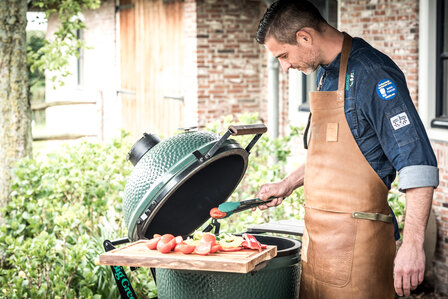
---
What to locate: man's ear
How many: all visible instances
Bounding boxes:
[296,29,313,46]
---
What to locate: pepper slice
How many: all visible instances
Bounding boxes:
[242,233,262,252]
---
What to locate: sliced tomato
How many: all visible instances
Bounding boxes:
[157,240,174,253]
[175,243,196,254]
[157,234,176,253]
[146,236,161,250]
[210,244,222,253]
[195,242,212,255]
[220,246,242,252]
[160,234,175,243]
[209,207,227,219]
[201,233,216,245]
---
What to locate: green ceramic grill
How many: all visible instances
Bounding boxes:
[122,124,267,241]
[110,123,301,299]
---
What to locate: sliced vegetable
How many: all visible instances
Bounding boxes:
[157,234,175,253]
[242,233,262,252]
[174,243,196,254]
[210,207,227,219]
[195,242,212,255]
[210,244,222,253]
[218,235,244,249]
[201,233,216,245]
[146,236,161,250]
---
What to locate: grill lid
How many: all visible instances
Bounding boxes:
[122,124,267,241]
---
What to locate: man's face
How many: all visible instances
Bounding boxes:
[264,35,319,75]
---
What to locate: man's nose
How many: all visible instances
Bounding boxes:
[279,59,291,72]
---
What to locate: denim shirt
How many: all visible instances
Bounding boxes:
[316,38,439,240]
[316,37,439,192]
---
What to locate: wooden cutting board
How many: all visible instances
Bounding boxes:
[98,240,277,274]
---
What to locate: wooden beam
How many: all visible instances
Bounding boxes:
[32,133,97,141]
[31,100,97,111]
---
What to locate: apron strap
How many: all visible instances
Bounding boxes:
[337,32,353,92]
[352,211,393,223]
[303,112,312,149]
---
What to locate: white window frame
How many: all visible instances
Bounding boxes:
[419,0,448,141]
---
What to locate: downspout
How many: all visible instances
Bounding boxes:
[263,0,279,139]
[267,55,279,138]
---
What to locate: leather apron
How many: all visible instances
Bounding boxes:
[299,33,396,298]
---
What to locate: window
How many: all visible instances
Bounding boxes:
[298,0,338,111]
[432,0,448,128]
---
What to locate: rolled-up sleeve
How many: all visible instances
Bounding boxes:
[358,65,438,192]
[398,165,439,191]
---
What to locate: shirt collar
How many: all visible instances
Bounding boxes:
[321,52,341,72]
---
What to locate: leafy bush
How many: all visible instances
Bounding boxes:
[0,132,156,298]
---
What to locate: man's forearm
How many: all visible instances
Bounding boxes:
[283,163,306,191]
[402,187,434,246]
[393,186,434,296]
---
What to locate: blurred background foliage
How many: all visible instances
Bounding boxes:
[27,30,46,127]
[0,113,405,298]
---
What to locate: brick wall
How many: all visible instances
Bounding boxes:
[340,0,419,107]
[194,0,266,126]
[432,141,448,294]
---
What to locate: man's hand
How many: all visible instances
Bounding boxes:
[255,164,305,210]
[256,181,292,210]
[394,242,425,296]
[394,186,433,296]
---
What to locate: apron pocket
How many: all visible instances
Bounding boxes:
[306,207,357,287]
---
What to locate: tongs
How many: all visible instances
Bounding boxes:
[217,196,277,218]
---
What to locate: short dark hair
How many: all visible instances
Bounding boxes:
[256,0,327,45]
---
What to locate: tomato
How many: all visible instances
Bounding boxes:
[175,243,196,254]
[157,234,176,253]
[157,240,174,253]
[195,242,212,255]
[220,246,242,252]
[209,207,227,219]
[201,233,216,245]
[146,236,161,250]
[160,234,175,243]
[210,244,222,253]
[153,234,161,238]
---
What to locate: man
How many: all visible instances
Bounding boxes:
[254,1,438,298]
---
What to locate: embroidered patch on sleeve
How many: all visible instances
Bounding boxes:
[376,79,397,100]
[390,112,410,130]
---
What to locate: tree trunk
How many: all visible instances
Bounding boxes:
[0,0,32,215]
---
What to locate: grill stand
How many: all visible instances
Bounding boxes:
[103,238,140,299]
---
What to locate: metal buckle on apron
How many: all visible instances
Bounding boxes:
[352,211,393,223]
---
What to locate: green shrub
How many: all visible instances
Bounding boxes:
[0,132,156,298]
